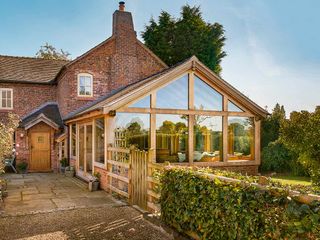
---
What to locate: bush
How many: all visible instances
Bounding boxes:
[17,162,28,173]
[160,168,320,239]
[261,141,292,173]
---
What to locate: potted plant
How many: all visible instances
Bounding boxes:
[59,158,68,173]
[65,166,75,177]
[17,162,28,174]
[89,172,101,191]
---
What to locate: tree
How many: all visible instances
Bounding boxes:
[0,113,19,176]
[142,5,226,75]
[36,43,71,60]
[261,103,286,149]
[280,107,320,184]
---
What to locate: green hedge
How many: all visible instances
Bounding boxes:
[160,168,320,239]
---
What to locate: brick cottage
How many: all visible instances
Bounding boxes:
[0,2,268,187]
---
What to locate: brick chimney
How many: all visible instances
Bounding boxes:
[111,1,139,88]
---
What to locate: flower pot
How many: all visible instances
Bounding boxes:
[65,169,75,177]
[60,166,66,173]
[88,181,99,191]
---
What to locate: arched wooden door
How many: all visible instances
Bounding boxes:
[30,132,51,171]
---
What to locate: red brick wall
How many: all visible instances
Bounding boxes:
[212,165,259,175]
[94,166,108,191]
[0,83,56,120]
[57,10,166,118]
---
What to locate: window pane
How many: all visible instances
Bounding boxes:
[2,90,6,99]
[2,99,6,108]
[194,76,223,111]
[95,118,105,163]
[113,113,150,150]
[194,116,222,162]
[228,117,254,161]
[71,124,76,157]
[85,77,92,86]
[79,77,85,86]
[156,75,188,109]
[129,95,150,108]
[7,90,11,99]
[86,125,93,173]
[7,99,11,108]
[228,101,244,112]
[79,126,85,171]
[85,86,91,96]
[79,86,85,95]
[156,114,188,163]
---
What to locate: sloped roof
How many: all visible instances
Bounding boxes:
[64,56,269,121]
[21,102,64,129]
[0,55,68,84]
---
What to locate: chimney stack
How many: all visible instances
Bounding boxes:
[119,1,125,11]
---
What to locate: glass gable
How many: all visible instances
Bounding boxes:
[194,76,223,111]
[228,101,244,112]
[156,75,188,109]
[128,95,150,108]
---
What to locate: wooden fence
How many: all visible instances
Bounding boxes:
[106,146,161,210]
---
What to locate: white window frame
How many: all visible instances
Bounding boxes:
[77,73,93,97]
[0,88,13,110]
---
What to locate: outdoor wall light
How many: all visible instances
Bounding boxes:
[20,133,24,138]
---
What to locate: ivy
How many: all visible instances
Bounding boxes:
[160,168,320,239]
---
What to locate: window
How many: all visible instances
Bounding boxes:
[0,88,13,109]
[228,101,244,112]
[194,76,222,111]
[113,113,150,150]
[78,74,93,97]
[228,117,254,161]
[156,114,188,163]
[95,118,105,164]
[128,95,150,108]
[194,116,223,162]
[71,124,76,157]
[156,75,188,109]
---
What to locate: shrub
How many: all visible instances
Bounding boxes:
[60,158,68,167]
[16,162,28,173]
[160,168,320,239]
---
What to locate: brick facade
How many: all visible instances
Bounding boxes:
[0,8,166,172]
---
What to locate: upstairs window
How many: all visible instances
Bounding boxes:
[78,73,93,97]
[0,88,13,109]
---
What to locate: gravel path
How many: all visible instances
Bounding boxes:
[0,205,170,240]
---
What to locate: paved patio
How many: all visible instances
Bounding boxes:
[1,173,120,216]
[0,173,170,240]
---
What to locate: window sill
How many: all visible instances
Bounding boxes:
[94,162,106,169]
[76,96,95,101]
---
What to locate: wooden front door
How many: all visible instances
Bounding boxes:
[30,132,51,171]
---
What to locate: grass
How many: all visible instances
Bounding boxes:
[271,175,311,186]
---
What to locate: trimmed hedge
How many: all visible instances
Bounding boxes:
[160,168,320,239]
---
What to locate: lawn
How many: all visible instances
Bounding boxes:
[271,175,311,186]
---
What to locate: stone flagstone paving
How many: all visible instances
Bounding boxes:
[2,173,120,216]
[0,173,170,240]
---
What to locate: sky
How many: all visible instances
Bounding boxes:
[0,0,319,115]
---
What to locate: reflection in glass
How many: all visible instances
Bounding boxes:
[129,95,150,108]
[194,116,222,162]
[228,101,244,112]
[194,76,222,111]
[71,124,76,157]
[114,113,150,150]
[156,114,188,163]
[228,117,254,160]
[86,125,93,173]
[95,118,105,164]
[79,126,84,171]
[156,75,188,109]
